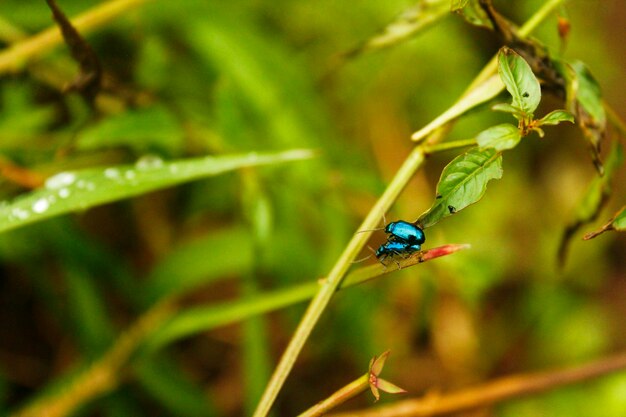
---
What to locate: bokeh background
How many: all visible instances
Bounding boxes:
[0,0,625,416]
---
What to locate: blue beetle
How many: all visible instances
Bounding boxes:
[384,220,425,245]
[375,239,421,264]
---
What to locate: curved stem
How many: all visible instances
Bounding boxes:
[252,147,427,417]
[424,138,477,154]
[297,375,369,417]
[252,1,568,415]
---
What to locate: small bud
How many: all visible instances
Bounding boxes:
[368,350,407,402]
[557,16,571,40]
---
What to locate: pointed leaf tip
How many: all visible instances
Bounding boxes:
[370,350,390,376]
[538,109,575,126]
[376,378,408,395]
[421,243,471,261]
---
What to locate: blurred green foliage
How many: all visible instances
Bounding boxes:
[0,1,625,416]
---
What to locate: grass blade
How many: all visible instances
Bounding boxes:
[0,149,315,234]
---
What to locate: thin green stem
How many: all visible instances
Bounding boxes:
[518,0,565,38]
[424,138,477,154]
[412,0,567,143]
[297,374,369,417]
[252,147,427,417]
[252,2,568,416]
[144,244,470,352]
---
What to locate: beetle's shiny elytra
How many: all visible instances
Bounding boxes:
[375,239,421,263]
[384,221,425,245]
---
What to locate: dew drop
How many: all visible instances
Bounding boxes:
[104,168,121,179]
[125,170,136,180]
[45,172,76,189]
[59,188,70,198]
[12,208,29,220]
[33,198,50,213]
[135,154,164,170]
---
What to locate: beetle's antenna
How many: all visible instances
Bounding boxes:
[355,214,389,234]
[352,245,377,263]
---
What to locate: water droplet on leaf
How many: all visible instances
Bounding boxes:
[33,198,50,213]
[104,168,120,179]
[135,154,164,170]
[45,172,76,189]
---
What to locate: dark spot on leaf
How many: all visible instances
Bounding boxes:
[436,194,442,199]
[448,205,456,214]
[522,92,530,98]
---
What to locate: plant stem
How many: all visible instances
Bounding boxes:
[0,15,26,42]
[518,0,564,38]
[252,146,428,417]
[411,0,567,143]
[424,139,477,154]
[0,0,152,74]
[11,242,466,417]
[144,244,470,351]
[252,2,568,416]
[331,351,626,417]
[297,374,370,417]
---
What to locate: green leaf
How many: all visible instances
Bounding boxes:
[497,47,541,115]
[134,357,217,417]
[346,0,450,56]
[537,109,575,126]
[143,280,316,352]
[0,149,315,235]
[64,265,115,355]
[555,59,606,174]
[570,61,606,126]
[614,208,626,230]
[451,0,493,29]
[144,227,253,303]
[76,106,184,155]
[417,147,503,228]
[492,102,524,116]
[476,123,522,151]
[559,141,623,264]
